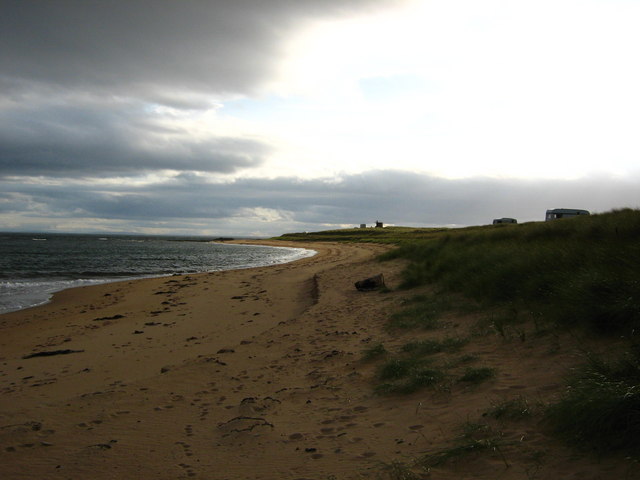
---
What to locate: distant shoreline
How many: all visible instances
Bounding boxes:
[0,236,316,315]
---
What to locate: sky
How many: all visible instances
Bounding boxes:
[1,0,639,237]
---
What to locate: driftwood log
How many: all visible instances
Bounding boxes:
[354,273,385,291]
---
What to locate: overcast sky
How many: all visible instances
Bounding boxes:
[1,0,638,236]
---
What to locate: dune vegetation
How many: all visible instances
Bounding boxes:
[276,208,640,456]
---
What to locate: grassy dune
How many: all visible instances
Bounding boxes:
[382,209,640,334]
[276,208,640,455]
[278,225,448,243]
[279,209,640,334]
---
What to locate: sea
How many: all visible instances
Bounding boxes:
[0,232,316,315]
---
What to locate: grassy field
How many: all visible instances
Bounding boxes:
[278,225,448,244]
[275,208,640,456]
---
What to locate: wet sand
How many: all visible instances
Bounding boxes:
[0,241,633,479]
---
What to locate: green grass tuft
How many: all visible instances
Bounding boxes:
[378,358,426,380]
[546,347,640,453]
[375,460,429,480]
[386,294,457,330]
[362,343,388,361]
[401,337,468,355]
[375,367,448,395]
[418,422,511,468]
[459,367,496,384]
[485,396,534,420]
[373,338,491,394]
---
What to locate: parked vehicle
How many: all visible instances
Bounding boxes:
[492,218,517,224]
[545,208,590,221]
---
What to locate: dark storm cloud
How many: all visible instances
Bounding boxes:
[0,101,269,176]
[2,170,638,234]
[0,0,395,179]
[1,0,394,100]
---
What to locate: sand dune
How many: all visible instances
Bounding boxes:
[0,241,632,479]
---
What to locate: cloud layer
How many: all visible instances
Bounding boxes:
[2,170,637,236]
[1,1,638,235]
[1,1,393,179]
[0,99,271,176]
[2,0,391,99]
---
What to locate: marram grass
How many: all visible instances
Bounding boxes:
[382,209,640,335]
[546,347,640,453]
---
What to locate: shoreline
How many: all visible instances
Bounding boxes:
[0,240,317,316]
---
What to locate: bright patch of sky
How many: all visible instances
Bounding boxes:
[217,0,640,180]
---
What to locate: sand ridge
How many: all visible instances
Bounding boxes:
[0,241,634,479]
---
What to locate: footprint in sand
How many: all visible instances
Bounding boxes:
[198,404,210,421]
[217,416,274,437]
[76,419,102,430]
[177,463,197,478]
[176,441,194,457]
[338,415,356,422]
[238,396,281,416]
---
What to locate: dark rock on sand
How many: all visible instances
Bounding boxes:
[354,274,385,291]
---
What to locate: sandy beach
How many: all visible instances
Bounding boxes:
[0,241,633,479]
